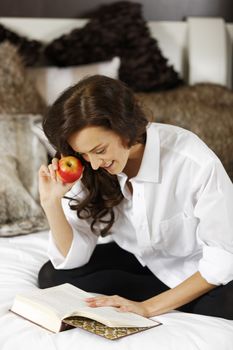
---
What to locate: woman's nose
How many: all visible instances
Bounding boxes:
[89,155,102,170]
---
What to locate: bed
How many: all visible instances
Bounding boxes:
[0,13,233,350]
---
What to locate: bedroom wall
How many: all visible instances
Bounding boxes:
[0,0,232,22]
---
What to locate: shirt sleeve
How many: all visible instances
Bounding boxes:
[194,160,233,285]
[47,185,98,270]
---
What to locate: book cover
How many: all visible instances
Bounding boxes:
[62,316,161,340]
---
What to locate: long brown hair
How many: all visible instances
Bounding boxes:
[43,75,148,236]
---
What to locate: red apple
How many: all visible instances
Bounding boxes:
[57,156,83,183]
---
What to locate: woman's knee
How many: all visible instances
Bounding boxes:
[38,260,90,289]
[38,260,63,289]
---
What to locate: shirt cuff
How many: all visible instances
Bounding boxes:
[47,229,97,269]
[198,245,233,285]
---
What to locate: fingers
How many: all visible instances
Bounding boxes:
[85,295,146,316]
[51,158,59,170]
[48,164,57,182]
[39,159,59,182]
[39,164,51,177]
[86,295,126,308]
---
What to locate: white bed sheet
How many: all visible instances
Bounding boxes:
[0,231,233,350]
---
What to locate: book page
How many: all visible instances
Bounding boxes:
[15,284,95,320]
[70,306,158,328]
[15,284,158,328]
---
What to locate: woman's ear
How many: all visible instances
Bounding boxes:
[121,137,131,149]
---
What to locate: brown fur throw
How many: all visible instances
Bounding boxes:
[0,41,46,114]
[0,114,49,237]
[136,83,233,181]
[0,24,43,66]
[0,42,48,236]
[44,1,183,92]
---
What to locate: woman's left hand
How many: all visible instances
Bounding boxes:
[85,295,149,317]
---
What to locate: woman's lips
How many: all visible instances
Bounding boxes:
[102,161,114,169]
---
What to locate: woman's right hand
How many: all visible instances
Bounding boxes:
[38,158,78,207]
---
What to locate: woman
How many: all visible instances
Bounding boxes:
[38,75,233,320]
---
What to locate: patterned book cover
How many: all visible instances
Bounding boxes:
[62,316,161,340]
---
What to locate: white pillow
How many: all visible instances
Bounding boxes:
[27,57,120,105]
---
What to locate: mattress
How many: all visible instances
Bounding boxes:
[1,231,233,349]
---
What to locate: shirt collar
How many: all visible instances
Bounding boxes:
[135,122,160,183]
[117,122,160,184]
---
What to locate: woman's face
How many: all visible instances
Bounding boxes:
[68,126,139,175]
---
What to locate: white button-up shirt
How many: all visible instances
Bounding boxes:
[48,123,233,288]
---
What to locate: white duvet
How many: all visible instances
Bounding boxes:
[0,231,233,350]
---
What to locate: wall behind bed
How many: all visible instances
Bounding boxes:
[0,0,232,22]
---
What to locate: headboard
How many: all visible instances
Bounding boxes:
[0,16,232,88]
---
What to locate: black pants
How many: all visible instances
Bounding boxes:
[38,242,233,320]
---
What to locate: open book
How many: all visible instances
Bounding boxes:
[10,283,161,340]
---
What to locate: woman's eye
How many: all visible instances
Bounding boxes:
[95,149,105,154]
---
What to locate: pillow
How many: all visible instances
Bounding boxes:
[0,114,49,237]
[0,41,46,114]
[0,41,49,236]
[27,56,120,105]
[0,23,43,66]
[136,83,233,181]
[44,1,183,92]
[29,56,120,155]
